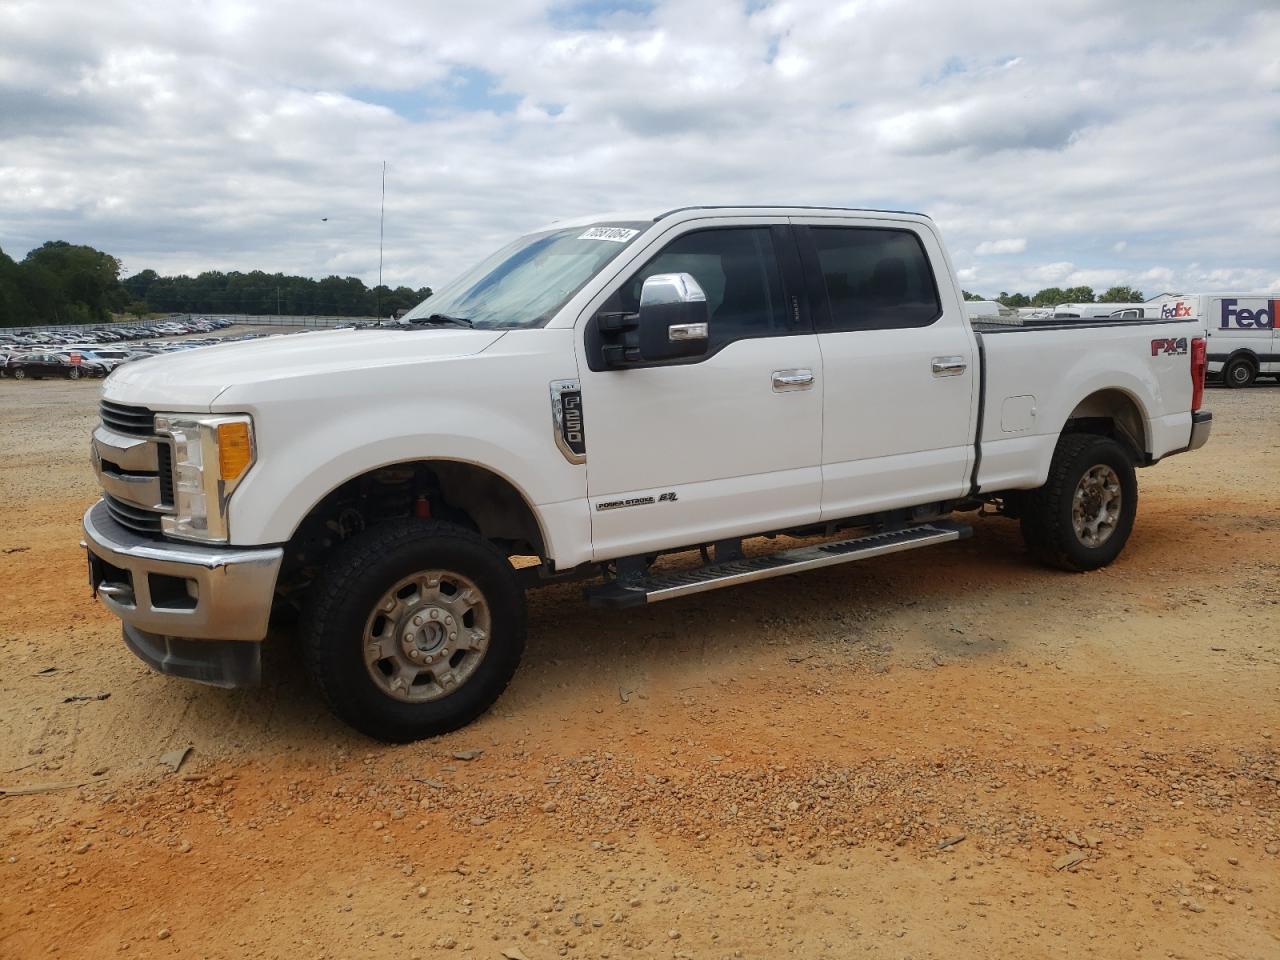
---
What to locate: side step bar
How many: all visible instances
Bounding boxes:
[585,520,972,609]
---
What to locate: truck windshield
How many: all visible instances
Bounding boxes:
[401,223,647,329]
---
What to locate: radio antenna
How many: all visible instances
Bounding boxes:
[376,160,387,320]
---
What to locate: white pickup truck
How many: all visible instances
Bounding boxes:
[83,206,1212,741]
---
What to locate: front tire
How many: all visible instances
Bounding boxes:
[12,368,25,380]
[1223,356,1256,388]
[1020,434,1138,572]
[300,519,526,742]
[67,367,81,380]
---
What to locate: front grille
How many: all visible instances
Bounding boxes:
[104,493,165,536]
[156,442,174,506]
[100,400,155,437]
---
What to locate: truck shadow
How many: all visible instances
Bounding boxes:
[125,499,1245,756]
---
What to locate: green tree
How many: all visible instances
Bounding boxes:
[1099,285,1143,303]
[961,290,985,301]
[1061,285,1095,303]
[22,241,127,321]
[998,291,1031,308]
[1031,287,1066,306]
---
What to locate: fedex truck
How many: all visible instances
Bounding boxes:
[1146,294,1278,387]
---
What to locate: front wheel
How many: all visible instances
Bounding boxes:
[1223,356,1256,388]
[1020,434,1138,572]
[300,519,526,742]
[12,368,25,380]
[67,367,81,380]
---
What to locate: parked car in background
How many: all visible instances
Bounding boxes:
[54,352,109,377]
[1051,302,1146,320]
[6,352,99,380]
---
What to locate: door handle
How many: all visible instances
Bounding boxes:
[931,356,967,377]
[772,369,815,392]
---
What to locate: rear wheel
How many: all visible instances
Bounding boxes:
[1223,356,1256,388]
[1020,434,1138,572]
[300,518,526,742]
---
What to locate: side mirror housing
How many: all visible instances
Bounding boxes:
[636,273,709,362]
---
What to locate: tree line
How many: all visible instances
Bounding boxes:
[0,240,432,327]
[962,285,1144,307]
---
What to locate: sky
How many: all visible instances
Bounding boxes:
[1,0,1278,299]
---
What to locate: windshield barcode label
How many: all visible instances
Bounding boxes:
[578,226,638,243]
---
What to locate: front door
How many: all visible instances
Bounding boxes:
[790,217,979,519]
[575,222,823,561]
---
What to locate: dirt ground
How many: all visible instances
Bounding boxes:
[1,377,1277,960]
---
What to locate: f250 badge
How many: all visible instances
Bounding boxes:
[596,492,678,511]
[1150,337,1188,357]
[549,379,586,464]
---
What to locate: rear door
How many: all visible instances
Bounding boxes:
[791,216,979,519]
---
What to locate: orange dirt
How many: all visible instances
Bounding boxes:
[1,379,1278,959]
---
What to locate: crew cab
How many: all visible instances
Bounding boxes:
[82,206,1212,741]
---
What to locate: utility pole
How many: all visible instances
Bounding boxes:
[377,160,386,321]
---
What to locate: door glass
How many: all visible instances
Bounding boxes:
[810,227,941,332]
[617,228,792,348]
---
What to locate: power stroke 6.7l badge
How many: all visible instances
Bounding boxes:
[596,491,678,511]
[549,379,586,464]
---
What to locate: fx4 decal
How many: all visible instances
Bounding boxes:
[1151,337,1188,357]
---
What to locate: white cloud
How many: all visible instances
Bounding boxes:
[975,238,1027,256]
[0,0,1276,304]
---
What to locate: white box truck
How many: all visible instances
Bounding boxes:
[1146,293,1279,387]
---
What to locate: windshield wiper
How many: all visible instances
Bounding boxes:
[408,313,474,328]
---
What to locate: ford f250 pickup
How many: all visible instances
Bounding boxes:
[83,206,1212,741]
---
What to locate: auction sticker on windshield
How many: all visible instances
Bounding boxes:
[578,226,639,243]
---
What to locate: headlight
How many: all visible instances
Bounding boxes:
[154,414,255,543]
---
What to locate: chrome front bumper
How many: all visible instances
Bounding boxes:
[82,499,282,644]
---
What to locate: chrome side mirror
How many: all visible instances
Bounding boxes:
[637,272,709,361]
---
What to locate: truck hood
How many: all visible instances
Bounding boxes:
[102,327,506,410]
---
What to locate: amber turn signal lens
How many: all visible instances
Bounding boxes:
[217,422,253,480]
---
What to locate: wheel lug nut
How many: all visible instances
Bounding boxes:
[412,615,423,626]
[449,632,457,642]
[445,616,453,625]
[429,610,439,620]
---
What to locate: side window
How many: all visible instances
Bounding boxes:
[614,227,792,349]
[810,227,942,332]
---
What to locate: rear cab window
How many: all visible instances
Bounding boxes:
[800,226,943,332]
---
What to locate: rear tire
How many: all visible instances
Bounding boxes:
[1020,434,1138,572]
[300,518,526,742]
[1223,356,1256,388]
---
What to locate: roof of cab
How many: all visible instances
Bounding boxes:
[539,205,930,232]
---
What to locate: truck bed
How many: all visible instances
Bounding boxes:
[971,315,1204,495]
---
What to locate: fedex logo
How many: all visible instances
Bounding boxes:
[1220,298,1278,330]
[1160,301,1194,319]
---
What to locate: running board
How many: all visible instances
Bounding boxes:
[585,520,972,609]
